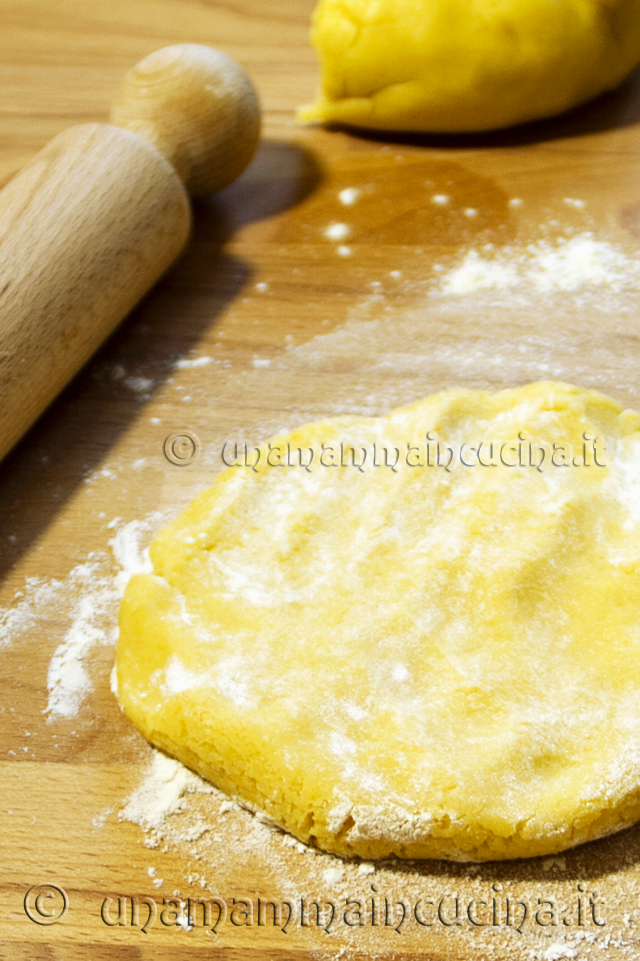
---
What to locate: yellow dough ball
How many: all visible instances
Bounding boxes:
[117,382,640,861]
[299,0,640,132]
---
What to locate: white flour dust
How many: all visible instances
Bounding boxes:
[0,516,158,720]
[45,519,154,719]
[0,576,59,648]
[45,558,118,720]
[245,224,640,427]
[119,751,214,839]
[108,518,153,594]
[437,234,636,297]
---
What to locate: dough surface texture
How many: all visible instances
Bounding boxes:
[299,0,640,132]
[117,382,640,861]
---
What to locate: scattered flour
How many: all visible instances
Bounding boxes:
[0,577,59,648]
[339,187,360,206]
[119,750,212,837]
[323,865,345,885]
[109,519,153,594]
[531,944,579,960]
[438,235,635,296]
[173,356,214,369]
[0,515,161,719]
[124,376,154,394]
[45,519,157,719]
[324,222,351,241]
[440,248,519,293]
[45,559,118,720]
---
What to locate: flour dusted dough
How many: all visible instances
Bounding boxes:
[117,382,640,861]
[299,0,640,132]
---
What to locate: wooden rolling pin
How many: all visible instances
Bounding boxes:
[0,43,261,463]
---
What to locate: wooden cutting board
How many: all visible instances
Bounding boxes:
[3,2,640,958]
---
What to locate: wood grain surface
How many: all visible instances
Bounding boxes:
[3,2,640,959]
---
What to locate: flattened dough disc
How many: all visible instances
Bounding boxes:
[116,382,640,861]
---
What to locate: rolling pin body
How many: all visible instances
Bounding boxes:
[0,123,190,461]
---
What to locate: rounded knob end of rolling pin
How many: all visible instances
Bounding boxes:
[110,44,261,197]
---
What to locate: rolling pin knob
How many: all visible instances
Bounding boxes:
[110,44,261,197]
[0,44,261,464]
